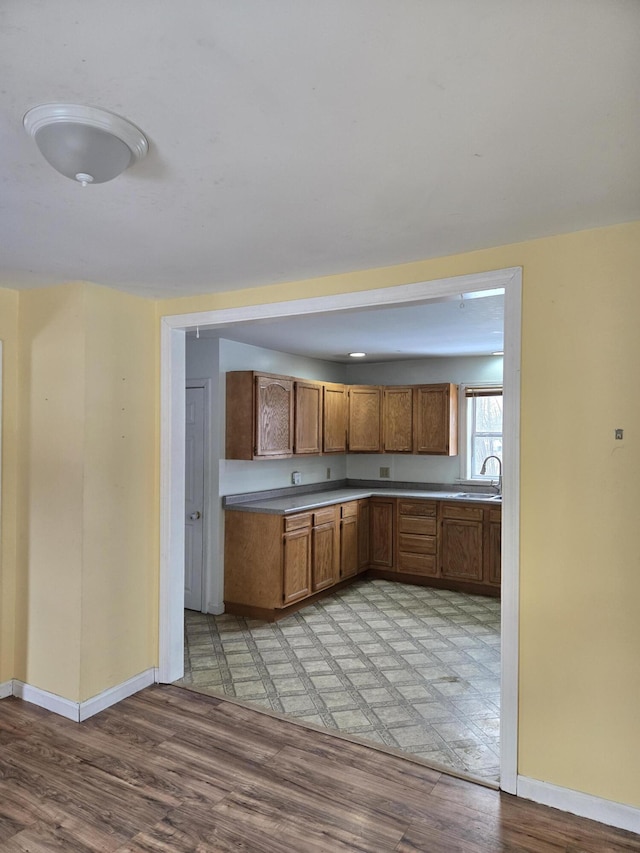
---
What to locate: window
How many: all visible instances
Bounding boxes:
[463,385,503,481]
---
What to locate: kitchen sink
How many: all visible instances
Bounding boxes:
[457,493,501,501]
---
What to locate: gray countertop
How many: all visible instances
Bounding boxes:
[223,487,501,515]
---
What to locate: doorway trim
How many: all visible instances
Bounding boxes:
[158,266,521,794]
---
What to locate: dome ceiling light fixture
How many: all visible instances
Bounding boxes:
[23,103,148,186]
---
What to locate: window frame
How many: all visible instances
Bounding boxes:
[459,382,503,484]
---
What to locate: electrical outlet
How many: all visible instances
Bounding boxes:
[326,467,331,479]
[291,471,301,485]
[380,466,390,478]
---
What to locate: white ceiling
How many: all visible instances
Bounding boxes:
[1,1,639,299]
[192,290,505,361]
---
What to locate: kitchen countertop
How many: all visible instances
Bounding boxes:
[223,487,501,515]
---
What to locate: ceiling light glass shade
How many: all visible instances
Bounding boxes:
[23,104,148,185]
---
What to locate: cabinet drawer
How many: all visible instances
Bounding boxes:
[341,502,358,518]
[398,500,436,517]
[489,508,502,523]
[397,552,438,576]
[284,513,312,531]
[313,507,336,526]
[398,516,437,536]
[398,533,436,555]
[441,503,483,522]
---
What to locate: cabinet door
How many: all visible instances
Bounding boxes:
[488,516,502,585]
[255,375,294,457]
[282,525,311,604]
[370,499,395,568]
[357,499,370,571]
[294,381,322,455]
[312,509,338,592]
[340,514,358,579]
[440,518,484,581]
[414,384,458,456]
[323,383,347,453]
[383,387,414,453]
[348,386,381,452]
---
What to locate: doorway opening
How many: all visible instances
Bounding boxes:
[159,267,521,793]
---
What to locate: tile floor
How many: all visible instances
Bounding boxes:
[176,578,501,782]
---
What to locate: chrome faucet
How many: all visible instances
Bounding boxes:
[480,455,502,494]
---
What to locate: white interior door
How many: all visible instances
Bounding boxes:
[184,385,205,611]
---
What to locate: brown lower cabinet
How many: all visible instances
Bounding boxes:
[311,506,339,592]
[396,500,438,576]
[224,495,501,620]
[282,513,312,604]
[369,498,395,568]
[488,508,502,585]
[224,500,365,620]
[339,502,359,579]
[437,502,502,591]
[440,503,484,582]
[357,499,370,570]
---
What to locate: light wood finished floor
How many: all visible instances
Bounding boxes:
[0,686,638,852]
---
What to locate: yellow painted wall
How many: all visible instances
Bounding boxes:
[13,282,158,702]
[81,283,158,701]
[3,221,638,809]
[16,284,85,700]
[0,288,19,684]
[159,220,640,808]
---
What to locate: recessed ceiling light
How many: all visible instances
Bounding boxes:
[349,352,366,358]
[492,351,504,356]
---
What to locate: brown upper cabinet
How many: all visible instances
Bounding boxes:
[323,382,347,453]
[348,386,382,452]
[294,380,323,455]
[382,386,414,453]
[226,371,294,460]
[226,372,458,459]
[414,383,458,456]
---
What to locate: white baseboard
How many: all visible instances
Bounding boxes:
[79,668,156,721]
[13,680,80,721]
[206,602,224,615]
[8,668,158,723]
[517,775,640,835]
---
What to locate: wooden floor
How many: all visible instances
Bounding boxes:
[0,686,638,852]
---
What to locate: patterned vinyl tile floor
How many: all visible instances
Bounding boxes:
[176,578,501,782]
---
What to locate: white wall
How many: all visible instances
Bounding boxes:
[345,355,502,385]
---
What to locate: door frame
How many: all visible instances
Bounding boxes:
[185,379,211,613]
[158,266,522,794]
